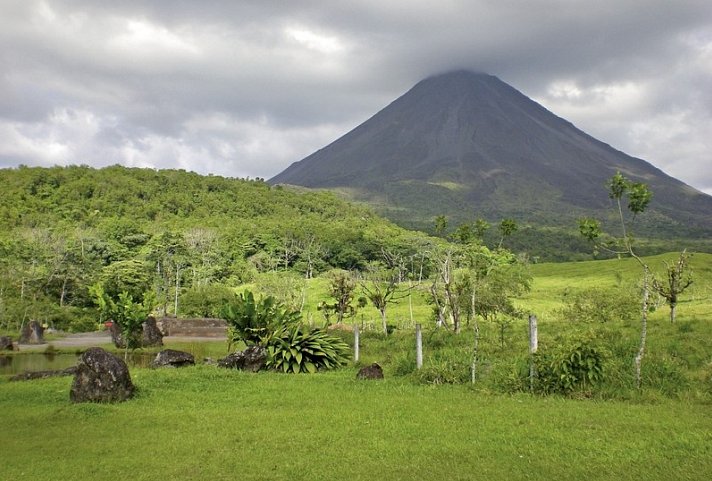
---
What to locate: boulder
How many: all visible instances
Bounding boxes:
[356,362,384,380]
[142,316,164,347]
[0,335,14,351]
[70,347,135,403]
[19,320,44,344]
[218,346,267,372]
[151,349,195,368]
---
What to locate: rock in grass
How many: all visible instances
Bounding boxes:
[151,349,195,368]
[218,346,266,372]
[70,347,135,403]
[356,363,384,380]
[0,336,14,351]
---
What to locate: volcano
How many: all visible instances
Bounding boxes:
[271,71,712,242]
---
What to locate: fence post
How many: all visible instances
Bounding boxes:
[416,323,423,369]
[528,314,538,392]
[353,324,360,363]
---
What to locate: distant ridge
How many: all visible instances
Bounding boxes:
[271,70,712,243]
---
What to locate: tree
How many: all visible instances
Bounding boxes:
[360,263,409,335]
[579,171,653,389]
[652,250,693,323]
[434,215,448,237]
[498,218,518,249]
[90,284,154,358]
[322,270,358,325]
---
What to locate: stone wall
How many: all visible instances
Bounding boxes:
[156,317,227,337]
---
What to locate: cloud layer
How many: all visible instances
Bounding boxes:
[1,0,710,193]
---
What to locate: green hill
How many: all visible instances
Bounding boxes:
[0,165,431,330]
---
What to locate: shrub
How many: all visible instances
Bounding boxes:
[180,284,236,318]
[532,336,607,395]
[221,291,300,348]
[558,287,638,323]
[265,325,350,373]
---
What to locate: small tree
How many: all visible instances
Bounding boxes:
[498,218,517,248]
[652,250,693,323]
[322,270,358,325]
[579,171,652,389]
[360,265,409,334]
[90,284,153,359]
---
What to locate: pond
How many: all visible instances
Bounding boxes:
[0,351,158,376]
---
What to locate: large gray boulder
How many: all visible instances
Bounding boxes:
[151,349,195,368]
[218,346,267,372]
[70,347,135,403]
[19,320,44,344]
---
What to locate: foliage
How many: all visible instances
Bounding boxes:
[558,287,639,323]
[652,250,693,322]
[90,284,154,350]
[179,284,236,318]
[320,270,358,324]
[220,291,300,348]
[532,336,607,395]
[265,325,350,373]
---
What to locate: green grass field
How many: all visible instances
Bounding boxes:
[2,367,711,481]
[2,253,711,480]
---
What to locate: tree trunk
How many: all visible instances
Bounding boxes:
[634,267,650,390]
[670,303,676,323]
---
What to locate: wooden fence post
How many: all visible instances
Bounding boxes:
[528,314,538,392]
[353,324,360,363]
[416,323,423,369]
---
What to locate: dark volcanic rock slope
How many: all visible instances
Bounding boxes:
[271,71,712,235]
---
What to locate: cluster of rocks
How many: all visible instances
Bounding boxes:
[217,346,267,372]
[7,328,384,402]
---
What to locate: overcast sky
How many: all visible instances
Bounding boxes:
[1,0,711,194]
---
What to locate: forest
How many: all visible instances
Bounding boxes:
[0,164,453,332]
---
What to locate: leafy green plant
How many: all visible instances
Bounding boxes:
[558,287,639,323]
[265,325,350,373]
[221,290,301,348]
[90,283,154,354]
[533,336,607,395]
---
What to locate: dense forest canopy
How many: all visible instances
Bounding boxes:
[0,165,436,330]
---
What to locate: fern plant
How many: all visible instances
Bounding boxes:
[266,325,350,374]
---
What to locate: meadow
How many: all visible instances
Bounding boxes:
[2,253,712,480]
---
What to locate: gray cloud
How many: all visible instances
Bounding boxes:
[0,0,710,193]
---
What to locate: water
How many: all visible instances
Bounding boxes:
[0,351,157,376]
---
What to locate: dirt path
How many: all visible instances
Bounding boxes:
[17,331,226,351]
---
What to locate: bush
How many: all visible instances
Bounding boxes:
[532,336,607,395]
[221,291,301,348]
[265,325,350,373]
[558,287,638,323]
[180,284,236,318]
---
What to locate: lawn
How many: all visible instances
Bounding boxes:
[2,367,711,481]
